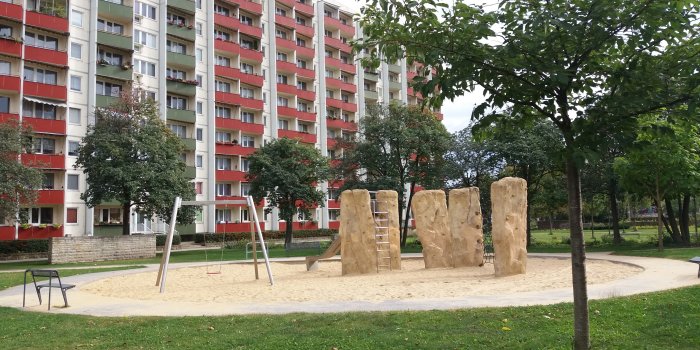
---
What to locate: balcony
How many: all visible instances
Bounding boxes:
[237,0,262,14]
[216,222,265,233]
[238,22,263,38]
[325,16,355,37]
[166,79,197,97]
[297,66,315,79]
[388,64,401,73]
[215,118,264,134]
[216,91,263,110]
[364,89,379,100]
[23,117,66,135]
[167,51,196,69]
[96,94,119,108]
[277,106,297,118]
[184,165,196,179]
[97,31,132,51]
[168,0,196,14]
[24,82,66,101]
[295,1,314,16]
[389,81,401,91]
[240,47,263,61]
[296,88,315,101]
[167,108,196,123]
[327,118,358,131]
[327,137,337,149]
[276,83,296,95]
[275,14,296,29]
[328,98,359,113]
[0,74,20,91]
[22,153,65,169]
[326,78,356,93]
[295,23,314,37]
[0,37,22,57]
[326,98,343,110]
[214,38,240,55]
[25,10,69,34]
[296,110,316,122]
[240,96,263,110]
[0,2,23,21]
[326,57,355,74]
[25,45,68,67]
[96,63,133,81]
[214,13,238,30]
[278,129,316,144]
[277,0,295,7]
[0,112,18,123]
[279,221,318,231]
[181,138,196,151]
[215,142,257,156]
[216,170,247,182]
[98,0,133,23]
[295,44,315,58]
[167,22,196,42]
[324,36,351,53]
[364,71,379,82]
[37,190,64,205]
[215,66,264,87]
[276,59,297,73]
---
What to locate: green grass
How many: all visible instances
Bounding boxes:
[613,247,700,260]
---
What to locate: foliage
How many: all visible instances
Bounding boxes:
[0,119,42,225]
[246,138,330,247]
[155,234,181,246]
[0,239,49,254]
[335,104,451,245]
[193,229,337,244]
[75,90,196,235]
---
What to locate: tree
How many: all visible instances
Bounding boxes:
[247,137,330,248]
[76,91,196,235]
[0,119,42,231]
[356,1,699,347]
[335,104,451,246]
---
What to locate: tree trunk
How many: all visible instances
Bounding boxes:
[549,213,554,235]
[284,213,293,249]
[655,176,664,252]
[608,178,621,244]
[664,197,681,243]
[400,182,417,247]
[566,157,589,350]
[680,194,690,245]
[122,202,131,236]
[523,165,532,247]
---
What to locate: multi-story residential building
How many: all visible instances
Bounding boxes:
[0,0,441,240]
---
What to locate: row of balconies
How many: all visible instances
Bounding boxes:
[214,38,264,61]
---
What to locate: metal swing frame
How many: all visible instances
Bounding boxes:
[155,196,274,293]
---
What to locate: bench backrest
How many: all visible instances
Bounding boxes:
[30,270,60,278]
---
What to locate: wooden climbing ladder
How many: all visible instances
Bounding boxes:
[370,192,392,272]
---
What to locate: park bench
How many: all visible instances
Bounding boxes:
[285,241,322,257]
[690,257,700,278]
[23,269,75,310]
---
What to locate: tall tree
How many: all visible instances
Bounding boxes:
[335,104,451,246]
[76,91,196,235]
[247,137,330,248]
[0,119,42,231]
[356,1,699,347]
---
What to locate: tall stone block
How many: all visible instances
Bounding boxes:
[411,190,452,268]
[340,189,377,275]
[376,190,401,270]
[449,188,484,267]
[491,177,528,277]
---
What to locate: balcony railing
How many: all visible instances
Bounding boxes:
[26,9,69,33]
[24,81,67,101]
[0,36,22,57]
[0,1,23,21]
[23,117,67,135]
[278,129,316,144]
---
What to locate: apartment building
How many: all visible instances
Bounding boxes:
[0,0,442,240]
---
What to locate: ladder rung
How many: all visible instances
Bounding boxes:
[377,249,390,252]
[376,242,390,245]
[375,226,389,229]
[373,211,389,214]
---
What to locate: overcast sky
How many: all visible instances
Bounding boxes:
[332,0,488,132]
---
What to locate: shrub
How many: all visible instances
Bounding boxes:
[155,234,181,246]
[0,239,49,254]
[193,228,338,244]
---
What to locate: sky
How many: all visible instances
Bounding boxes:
[332,0,487,133]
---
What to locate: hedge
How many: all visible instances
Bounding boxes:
[0,239,50,254]
[155,234,181,246]
[193,229,338,244]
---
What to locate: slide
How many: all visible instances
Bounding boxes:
[305,237,341,271]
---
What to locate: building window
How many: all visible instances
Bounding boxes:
[194,182,203,195]
[196,101,203,114]
[195,0,201,9]
[196,48,203,62]
[240,63,254,74]
[240,15,253,25]
[66,208,78,224]
[277,97,288,107]
[241,208,249,222]
[168,124,186,138]
[241,158,250,172]
[0,96,9,113]
[134,30,157,48]
[195,128,203,141]
[32,138,55,154]
[166,95,187,110]
[25,32,58,50]
[215,208,232,222]
[24,67,57,85]
[70,42,82,59]
[216,157,231,170]
[241,135,255,148]
[97,19,124,35]
[215,131,231,143]
[70,75,81,91]
[41,173,54,189]
[195,154,203,168]
[135,1,157,20]
[196,22,202,35]
[68,141,80,156]
[240,88,254,99]
[24,208,53,225]
[166,40,186,54]
[216,183,232,197]
[241,111,254,123]
[166,68,186,80]
[278,119,289,130]
[23,101,56,119]
[71,10,83,27]
[67,174,79,191]
[215,106,231,118]
[276,52,288,61]
[241,183,251,196]
[96,81,121,96]
[134,59,156,76]
[275,8,286,16]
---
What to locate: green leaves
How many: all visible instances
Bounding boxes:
[0,119,42,223]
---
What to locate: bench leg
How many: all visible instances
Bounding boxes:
[61,289,69,307]
[34,287,42,305]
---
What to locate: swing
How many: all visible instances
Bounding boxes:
[204,205,228,275]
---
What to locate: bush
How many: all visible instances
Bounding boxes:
[193,228,337,244]
[582,223,631,230]
[646,234,673,246]
[0,239,49,254]
[155,234,181,246]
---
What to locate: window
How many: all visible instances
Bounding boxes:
[166,68,186,80]
[196,22,202,35]
[97,19,123,34]
[329,209,340,221]
[240,38,256,50]
[42,173,54,189]
[70,75,81,91]
[216,157,231,170]
[325,70,334,78]
[216,56,231,66]
[196,128,203,141]
[24,32,58,50]
[241,111,254,123]
[24,67,58,84]
[241,158,250,172]
[169,124,186,138]
[324,30,333,38]
[23,101,56,119]
[240,15,253,25]
[275,8,287,16]
[296,38,306,47]
[278,119,289,130]
[0,25,11,38]
[216,183,232,196]
[297,102,309,112]
[98,208,122,224]
[325,50,332,58]
[215,131,231,143]
[240,208,249,222]
[134,30,157,48]
[98,49,123,65]
[275,29,287,39]
[26,208,53,224]
[215,208,232,222]
[71,10,83,27]
[196,48,203,62]
[214,4,230,15]
[241,136,255,148]
[296,17,306,26]
[96,81,121,96]
[166,40,186,54]
[241,183,251,196]
[196,101,203,114]
[67,174,79,190]
[135,1,157,20]
[326,89,335,98]
[194,182,203,195]
[0,96,9,113]
[297,81,307,91]
[240,88,254,99]
[276,74,288,84]
[195,0,201,9]
[70,42,82,59]
[277,97,288,107]
[296,59,307,69]
[195,154,203,168]
[215,80,231,93]
[68,141,80,156]
[215,106,231,118]
[66,208,78,224]
[276,52,288,61]
[166,95,186,110]
[166,13,187,26]
[240,63,254,74]
[32,138,55,154]
[134,59,156,76]
[0,61,8,75]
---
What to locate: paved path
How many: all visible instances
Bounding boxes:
[1,253,698,317]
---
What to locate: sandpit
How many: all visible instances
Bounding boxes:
[81,257,642,305]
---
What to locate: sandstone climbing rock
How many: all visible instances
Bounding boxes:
[377,190,401,270]
[340,189,377,275]
[491,177,528,277]
[411,190,453,268]
[449,188,484,267]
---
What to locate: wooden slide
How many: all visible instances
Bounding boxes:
[305,237,341,271]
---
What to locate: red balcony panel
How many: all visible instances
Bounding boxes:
[238,0,262,14]
[25,45,68,67]
[214,39,241,55]
[278,129,316,144]
[242,72,264,87]
[37,189,64,205]
[296,89,314,101]
[0,74,20,91]
[215,117,264,134]
[23,117,66,135]
[276,59,297,73]
[26,10,69,34]
[216,221,265,233]
[295,1,314,16]
[326,57,356,74]
[296,110,316,122]
[324,36,352,53]
[18,225,64,240]
[0,2,22,21]
[327,137,337,149]
[295,23,314,37]
[215,143,257,156]
[328,221,340,230]
[277,0,295,7]
[295,45,315,58]
[240,47,263,61]
[0,37,22,57]
[275,37,296,51]
[328,198,340,209]
[325,16,355,37]
[215,65,243,81]
[407,71,418,81]
[241,97,263,110]
[216,170,247,182]
[24,81,67,101]
[275,14,296,29]
[341,101,357,112]
[297,67,315,80]
[214,13,239,29]
[238,22,263,38]
[326,98,343,110]
[277,106,297,118]
[215,91,243,106]
[21,153,65,169]
[326,78,356,93]
[327,118,358,131]
[276,83,296,95]
[0,226,14,240]
[0,112,18,123]
[279,221,318,231]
